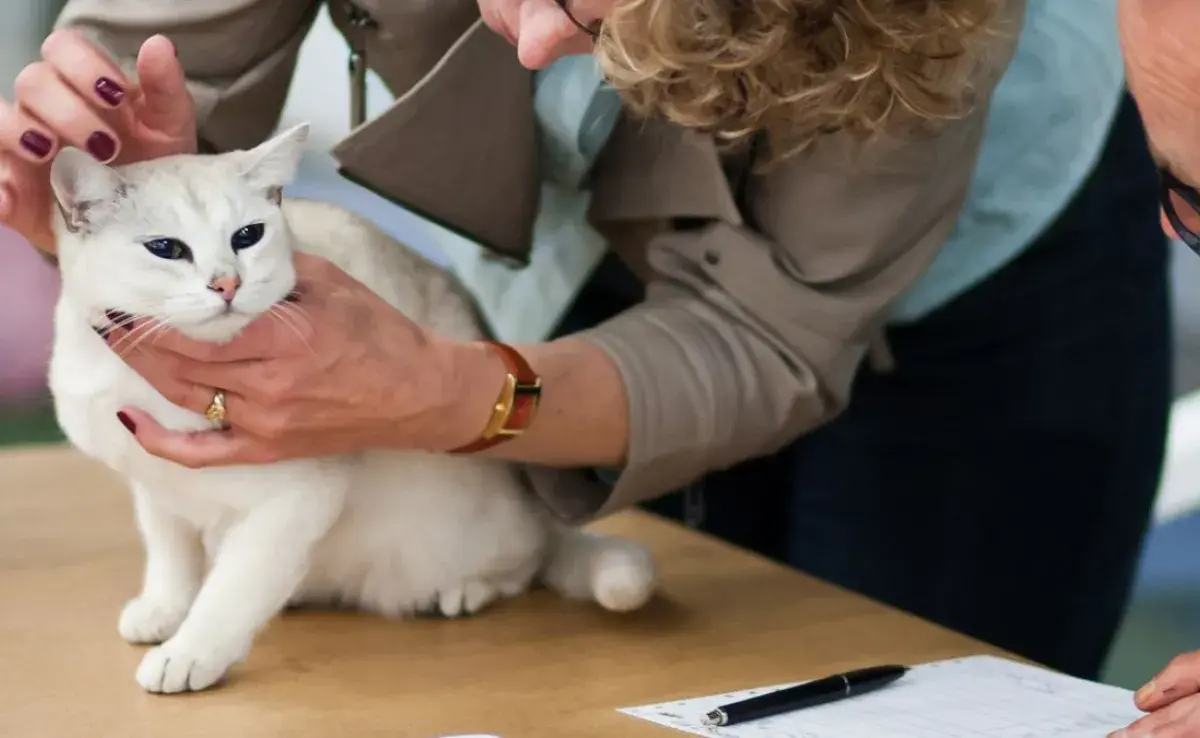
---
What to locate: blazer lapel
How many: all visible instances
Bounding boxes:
[332,19,539,262]
[588,115,742,226]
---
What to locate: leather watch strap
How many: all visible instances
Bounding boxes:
[449,341,542,454]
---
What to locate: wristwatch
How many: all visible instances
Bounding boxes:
[448,341,542,454]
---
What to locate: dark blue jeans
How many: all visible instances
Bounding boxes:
[555,93,1170,681]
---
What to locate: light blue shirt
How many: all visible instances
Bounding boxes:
[429,0,1126,340]
[889,0,1125,321]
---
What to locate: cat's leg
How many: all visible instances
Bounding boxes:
[118,483,204,645]
[135,470,347,694]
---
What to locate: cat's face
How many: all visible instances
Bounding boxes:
[49,124,309,343]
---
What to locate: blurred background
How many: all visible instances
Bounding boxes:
[3,0,1199,689]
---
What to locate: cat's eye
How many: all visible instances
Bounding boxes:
[231,223,265,252]
[142,238,192,261]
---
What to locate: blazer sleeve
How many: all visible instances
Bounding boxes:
[54,0,322,152]
[545,35,1021,524]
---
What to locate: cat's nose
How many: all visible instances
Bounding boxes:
[208,275,241,303]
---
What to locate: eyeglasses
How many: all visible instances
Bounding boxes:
[555,0,601,37]
[1161,166,1200,254]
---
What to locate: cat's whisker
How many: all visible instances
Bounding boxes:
[273,304,311,335]
[268,305,316,354]
[111,319,165,356]
[276,300,314,330]
[137,321,176,352]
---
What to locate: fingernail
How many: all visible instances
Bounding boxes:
[1136,681,1155,702]
[19,130,52,159]
[86,132,117,163]
[94,77,125,107]
[116,411,136,434]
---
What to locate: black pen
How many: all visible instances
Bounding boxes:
[702,664,909,727]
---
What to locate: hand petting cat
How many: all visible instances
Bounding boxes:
[0,32,196,253]
[102,252,500,468]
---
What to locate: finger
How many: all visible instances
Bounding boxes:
[1116,694,1200,737]
[14,62,120,163]
[0,97,58,163]
[1139,654,1200,711]
[147,356,267,401]
[40,29,129,110]
[103,334,240,418]
[515,0,588,69]
[116,407,278,469]
[119,347,264,412]
[134,35,195,135]
[0,151,14,220]
[479,2,518,45]
[1115,717,1188,738]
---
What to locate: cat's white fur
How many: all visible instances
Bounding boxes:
[46,124,656,694]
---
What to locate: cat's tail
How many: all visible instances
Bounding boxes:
[539,525,657,613]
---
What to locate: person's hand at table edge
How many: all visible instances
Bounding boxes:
[1109,650,1200,737]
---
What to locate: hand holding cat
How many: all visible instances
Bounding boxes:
[0,32,196,252]
[1110,651,1200,737]
[106,253,493,467]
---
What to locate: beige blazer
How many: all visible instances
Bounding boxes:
[55,0,1025,523]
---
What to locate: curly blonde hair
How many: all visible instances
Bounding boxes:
[594,0,1005,160]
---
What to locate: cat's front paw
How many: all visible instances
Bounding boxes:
[437,579,500,618]
[135,637,249,693]
[118,596,190,644]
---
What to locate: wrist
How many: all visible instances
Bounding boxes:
[428,338,509,452]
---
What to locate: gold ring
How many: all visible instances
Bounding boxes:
[204,390,227,426]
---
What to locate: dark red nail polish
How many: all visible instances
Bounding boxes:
[116,412,136,434]
[19,130,52,159]
[94,77,125,107]
[86,132,117,162]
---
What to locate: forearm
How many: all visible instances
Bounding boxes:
[439,337,630,468]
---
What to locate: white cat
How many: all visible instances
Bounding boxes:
[46,123,656,694]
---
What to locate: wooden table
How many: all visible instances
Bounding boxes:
[0,445,1000,738]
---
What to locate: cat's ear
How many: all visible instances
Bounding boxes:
[49,148,126,233]
[237,123,309,202]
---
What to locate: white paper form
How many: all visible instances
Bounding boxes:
[620,655,1143,738]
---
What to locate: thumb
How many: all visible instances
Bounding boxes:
[1137,652,1200,712]
[117,406,262,469]
[134,35,195,133]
